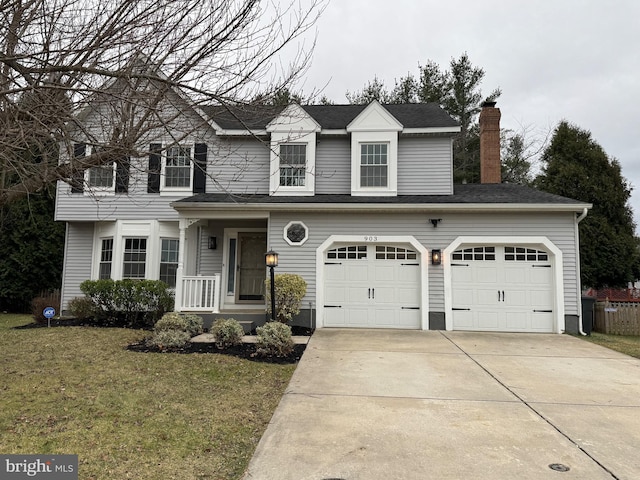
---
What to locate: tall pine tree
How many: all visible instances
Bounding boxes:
[535,121,640,288]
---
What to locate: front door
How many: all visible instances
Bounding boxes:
[236,232,267,303]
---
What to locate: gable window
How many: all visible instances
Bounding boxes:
[279,144,307,187]
[99,238,113,279]
[164,146,191,189]
[123,238,147,279]
[360,143,388,188]
[159,238,179,287]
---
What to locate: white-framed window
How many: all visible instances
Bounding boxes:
[122,238,147,279]
[159,238,179,287]
[267,104,319,196]
[160,145,193,194]
[84,146,116,195]
[360,143,388,188]
[284,221,309,246]
[99,238,113,279]
[279,144,307,187]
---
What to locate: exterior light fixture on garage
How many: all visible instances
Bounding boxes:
[429,218,442,228]
[208,236,217,249]
[431,249,442,265]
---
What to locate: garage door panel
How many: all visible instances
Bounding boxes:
[504,311,528,330]
[451,245,555,333]
[477,311,499,329]
[324,244,421,329]
[323,307,345,327]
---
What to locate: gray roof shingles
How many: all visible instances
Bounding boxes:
[175,184,588,207]
[200,103,459,130]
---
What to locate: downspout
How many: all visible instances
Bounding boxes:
[576,207,589,335]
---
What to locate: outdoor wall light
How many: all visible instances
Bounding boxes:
[431,249,442,265]
[265,250,279,320]
[208,236,217,250]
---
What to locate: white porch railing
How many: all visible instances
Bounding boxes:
[180,275,221,312]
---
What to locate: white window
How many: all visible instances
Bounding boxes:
[360,143,388,188]
[267,104,319,196]
[279,144,307,187]
[99,238,113,279]
[159,238,179,287]
[161,145,192,193]
[122,238,147,279]
[84,146,115,195]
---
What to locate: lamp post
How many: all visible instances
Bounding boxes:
[265,250,279,321]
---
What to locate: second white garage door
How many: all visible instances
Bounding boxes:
[323,244,421,329]
[451,245,555,333]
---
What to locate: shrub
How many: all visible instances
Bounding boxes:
[181,313,204,337]
[31,293,61,324]
[210,318,244,348]
[154,312,203,337]
[80,279,174,327]
[146,329,191,351]
[265,273,307,323]
[68,296,98,321]
[255,321,294,357]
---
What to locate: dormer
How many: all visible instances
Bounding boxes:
[267,104,321,196]
[346,101,403,196]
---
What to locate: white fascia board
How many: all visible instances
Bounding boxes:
[402,126,461,134]
[214,129,268,136]
[172,201,591,214]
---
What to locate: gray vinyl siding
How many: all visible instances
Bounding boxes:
[206,138,270,194]
[315,138,350,194]
[60,222,94,311]
[267,211,580,316]
[398,137,453,195]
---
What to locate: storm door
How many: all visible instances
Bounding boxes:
[236,232,267,303]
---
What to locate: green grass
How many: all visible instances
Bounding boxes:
[580,331,640,359]
[0,314,296,479]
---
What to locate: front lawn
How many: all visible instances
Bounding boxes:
[581,331,640,359]
[0,314,296,479]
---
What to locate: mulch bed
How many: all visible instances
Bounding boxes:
[126,340,307,364]
[15,319,310,364]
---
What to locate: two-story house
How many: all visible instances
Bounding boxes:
[56,97,591,334]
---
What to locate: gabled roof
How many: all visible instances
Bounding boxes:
[173,184,591,212]
[200,102,459,133]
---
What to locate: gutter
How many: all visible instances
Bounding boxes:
[576,207,590,335]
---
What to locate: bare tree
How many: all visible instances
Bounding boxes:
[0,0,325,207]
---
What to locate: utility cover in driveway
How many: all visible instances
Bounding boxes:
[452,245,554,332]
[324,245,421,328]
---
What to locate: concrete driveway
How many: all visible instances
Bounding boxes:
[243,329,640,480]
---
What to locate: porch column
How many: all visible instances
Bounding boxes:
[175,220,187,312]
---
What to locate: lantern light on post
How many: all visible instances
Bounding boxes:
[431,249,442,265]
[265,250,279,320]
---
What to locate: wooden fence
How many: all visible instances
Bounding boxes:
[595,300,640,335]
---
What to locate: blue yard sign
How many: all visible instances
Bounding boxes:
[43,306,56,327]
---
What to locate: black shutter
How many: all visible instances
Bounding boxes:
[115,156,130,193]
[71,143,86,193]
[147,144,162,193]
[193,143,207,193]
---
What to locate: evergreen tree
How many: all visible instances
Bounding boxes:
[535,121,640,288]
[0,186,65,311]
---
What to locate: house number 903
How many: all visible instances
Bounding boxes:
[364,236,378,242]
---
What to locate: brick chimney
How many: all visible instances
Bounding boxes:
[479,101,501,183]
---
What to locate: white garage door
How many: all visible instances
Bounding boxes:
[324,245,421,329]
[451,246,555,332]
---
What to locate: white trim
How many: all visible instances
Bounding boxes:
[350,133,398,196]
[443,236,565,333]
[283,220,309,246]
[402,126,461,134]
[316,235,429,330]
[159,143,194,196]
[220,227,267,309]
